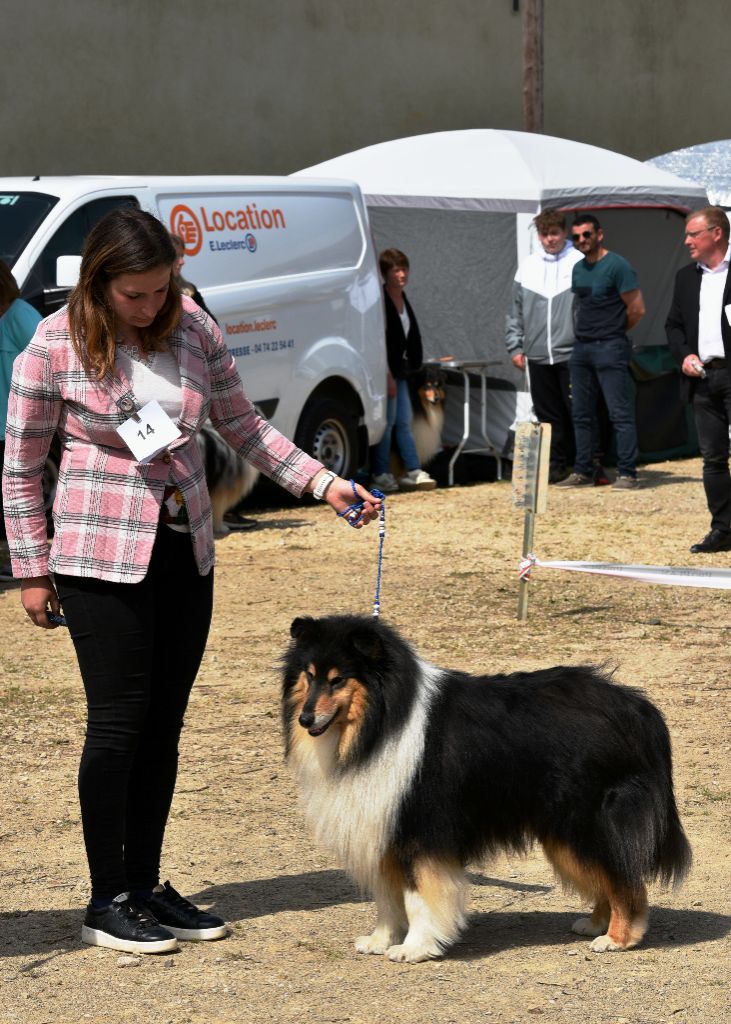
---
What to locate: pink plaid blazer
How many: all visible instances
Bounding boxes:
[3,297,322,582]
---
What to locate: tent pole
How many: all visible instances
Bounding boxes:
[522,0,544,134]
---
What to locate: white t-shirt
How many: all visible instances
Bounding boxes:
[115,344,183,418]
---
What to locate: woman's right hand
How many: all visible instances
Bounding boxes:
[20,575,62,629]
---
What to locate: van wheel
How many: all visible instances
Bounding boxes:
[295,398,357,478]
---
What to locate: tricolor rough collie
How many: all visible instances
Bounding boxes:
[282,615,691,963]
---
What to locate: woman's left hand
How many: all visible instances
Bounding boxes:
[325,478,382,528]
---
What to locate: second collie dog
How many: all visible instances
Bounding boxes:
[389,369,446,479]
[196,423,259,536]
[282,615,691,963]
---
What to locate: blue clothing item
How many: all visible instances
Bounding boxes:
[372,378,420,475]
[572,252,638,342]
[570,337,638,478]
[0,298,41,437]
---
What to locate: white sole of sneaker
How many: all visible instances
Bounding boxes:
[81,925,178,954]
[164,923,229,941]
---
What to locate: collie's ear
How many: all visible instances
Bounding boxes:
[351,630,384,660]
[290,616,317,641]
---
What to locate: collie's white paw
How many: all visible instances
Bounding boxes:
[386,942,439,963]
[590,934,630,952]
[572,916,607,937]
[355,930,401,955]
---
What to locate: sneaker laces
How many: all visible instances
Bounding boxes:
[157,882,203,917]
[114,894,160,928]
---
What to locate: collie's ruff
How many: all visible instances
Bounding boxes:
[196,423,259,536]
[282,615,691,963]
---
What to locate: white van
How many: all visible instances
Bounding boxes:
[0,176,387,476]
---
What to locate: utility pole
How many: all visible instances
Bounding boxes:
[521,0,544,133]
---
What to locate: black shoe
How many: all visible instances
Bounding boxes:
[81,893,178,954]
[689,529,731,553]
[548,468,570,485]
[222,511,260,531]
[139,881,228,941]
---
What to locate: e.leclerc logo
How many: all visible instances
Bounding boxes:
[170,205,203,257]
[169,202,285,257]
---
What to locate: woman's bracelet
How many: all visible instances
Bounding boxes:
[312,471,337,500]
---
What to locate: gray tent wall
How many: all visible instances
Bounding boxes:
[369,203,694,460]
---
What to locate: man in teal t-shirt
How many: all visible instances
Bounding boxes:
[557,214,646,490]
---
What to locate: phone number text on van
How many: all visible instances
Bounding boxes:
[229,339,295,358]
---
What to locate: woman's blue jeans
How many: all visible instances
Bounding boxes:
[372,378,419,475]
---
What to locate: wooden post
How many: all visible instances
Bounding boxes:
[522,0,544,133]
[512,421,551,622]
[517,509,535,622]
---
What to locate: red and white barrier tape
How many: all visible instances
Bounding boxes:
[518,554,731,590]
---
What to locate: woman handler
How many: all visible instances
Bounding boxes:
[2,207,380,955]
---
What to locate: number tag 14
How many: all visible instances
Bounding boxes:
[117,400,182,463]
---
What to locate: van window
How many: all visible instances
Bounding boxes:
[0,192,59,268]
[21,195,139,315]
[158,191,365,289]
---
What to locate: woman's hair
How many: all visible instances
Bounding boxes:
[379,247,410,278]
[170,232,185,257]
[67,207,181,379]
[0,260,20,312]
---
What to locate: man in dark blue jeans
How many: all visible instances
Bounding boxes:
[557,214,646,490]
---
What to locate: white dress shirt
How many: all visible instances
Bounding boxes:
[697,245,731,363]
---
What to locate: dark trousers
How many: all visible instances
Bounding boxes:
[570,337,638,478]
[527,360,575,473]
[691,365,731,531]
[55,526,214,900]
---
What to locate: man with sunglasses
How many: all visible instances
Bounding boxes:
[557,214,645,489]
[666,206,731,553]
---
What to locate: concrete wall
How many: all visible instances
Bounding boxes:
[1,1,727,177]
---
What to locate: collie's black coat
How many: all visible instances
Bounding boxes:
[282,615,691,962]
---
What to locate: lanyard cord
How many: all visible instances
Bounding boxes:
[337,481,386,616]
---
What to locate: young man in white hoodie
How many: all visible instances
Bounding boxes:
[505,209,583,483]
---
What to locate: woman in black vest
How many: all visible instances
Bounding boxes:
[371,249,436,492]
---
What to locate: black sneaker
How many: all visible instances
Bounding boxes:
[139,881,228,941]
[81,893,178,954]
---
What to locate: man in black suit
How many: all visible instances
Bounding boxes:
[666,206,731,553]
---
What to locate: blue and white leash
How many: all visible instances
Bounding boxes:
[337,481,386,617]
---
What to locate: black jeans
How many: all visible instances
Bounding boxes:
[55,526,214,900]
[527,360,575,473]
[692,365,731,531]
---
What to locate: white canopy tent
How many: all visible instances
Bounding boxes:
[647,139,731,208]
[296,130,707,462]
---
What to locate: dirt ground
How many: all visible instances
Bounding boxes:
[0,457,729,1024]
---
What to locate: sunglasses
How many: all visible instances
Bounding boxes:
[572,230,595,241]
